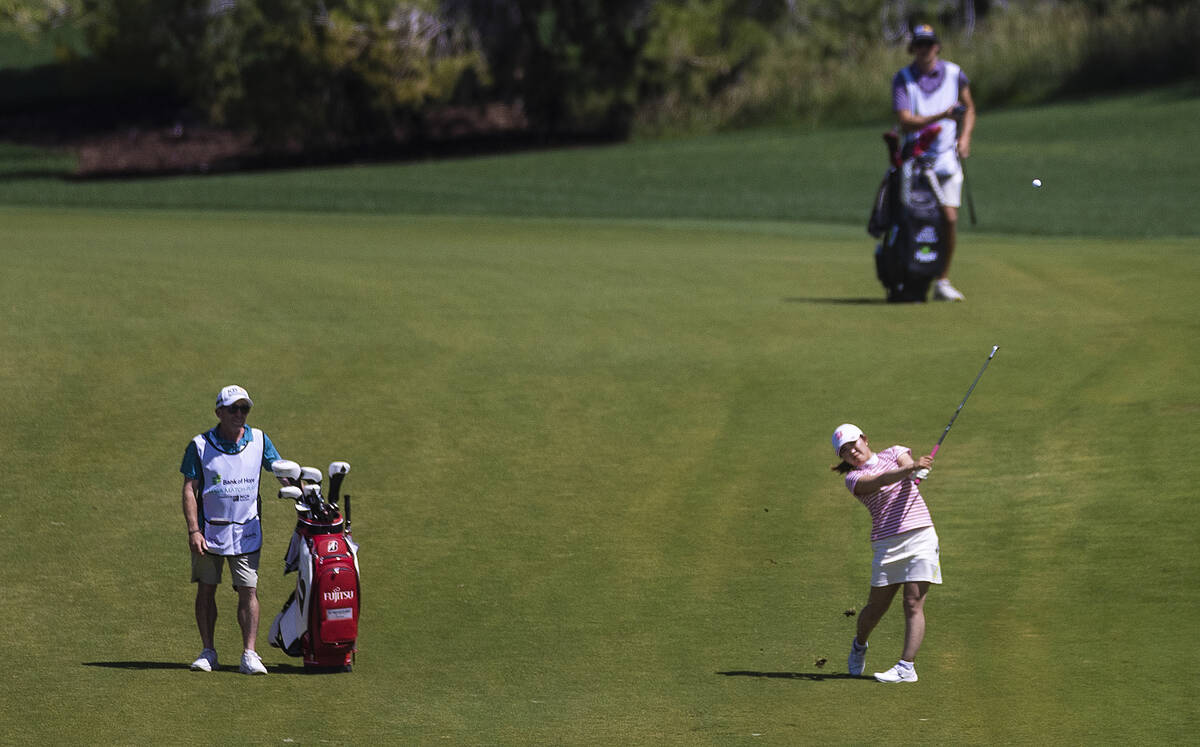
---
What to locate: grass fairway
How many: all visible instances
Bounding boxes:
[2,84,1198,237]
[3,203,1198,743]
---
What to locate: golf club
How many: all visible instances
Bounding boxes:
[300,467,324,509]
[278,485,308,512]
[328,461,351,505]
[299,466,323,486]
[302,484,326,516]
[952,103,977,226]
[271,459,301,486]
[961,162,978,226]
[278,486,303,501]
[914,345,999,484]
[883,130,901,167]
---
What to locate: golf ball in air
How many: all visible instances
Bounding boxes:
[1032,178,1043,188]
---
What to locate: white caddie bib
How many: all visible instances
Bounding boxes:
[194,427,264,555]
[902,62,962,176]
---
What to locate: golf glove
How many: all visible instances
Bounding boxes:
[913,468,931,481]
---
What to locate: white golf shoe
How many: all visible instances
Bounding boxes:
[847,639,868,676]
[239,649,268,675]
[874,662,919,683]
[190,648,218,672]
[933,279,965,302]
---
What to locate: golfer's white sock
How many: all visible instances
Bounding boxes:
[853,639,867,651]
[898,660,914,670]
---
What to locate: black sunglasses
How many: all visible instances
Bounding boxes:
[225,404,251,414]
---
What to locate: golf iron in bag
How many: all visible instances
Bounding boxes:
[867,123,950,302]
[268,460,361,671]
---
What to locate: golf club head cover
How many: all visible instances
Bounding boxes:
[912,124,941,158]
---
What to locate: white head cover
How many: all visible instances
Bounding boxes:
[832,423,865,455]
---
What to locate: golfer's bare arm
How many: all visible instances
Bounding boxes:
[852,452,934,496]
[956,87,976,158]
[897,104,960,133]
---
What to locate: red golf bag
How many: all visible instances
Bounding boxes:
[269,505,361,671]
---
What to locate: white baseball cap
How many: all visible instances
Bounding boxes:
[215,384,254,408]
[831,423,864,455]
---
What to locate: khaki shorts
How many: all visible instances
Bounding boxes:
[192,550,260,588]
[870,526,942,587]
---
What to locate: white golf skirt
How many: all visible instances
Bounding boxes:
[870,526,942,587]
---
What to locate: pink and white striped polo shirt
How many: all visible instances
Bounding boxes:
[844,445,934,541]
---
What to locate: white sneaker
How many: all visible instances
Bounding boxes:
[239,649,268,675]
[874,663,919,683]
[847,639,868,676]
[933,279,965,302]
[190,648,218,672]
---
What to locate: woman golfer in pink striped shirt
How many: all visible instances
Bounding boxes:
[831,423,939,683]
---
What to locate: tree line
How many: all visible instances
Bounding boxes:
[3,0,1196,146]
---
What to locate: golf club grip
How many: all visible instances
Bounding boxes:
[913,445,938,485]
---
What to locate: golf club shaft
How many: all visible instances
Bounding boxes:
[916,345,998,483]
[951,105,977,225]
[962,163,978,225]
[936,345,998,446]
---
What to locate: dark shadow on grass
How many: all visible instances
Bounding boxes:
[83,661,195,671]
[82,661,342,674]
[782,297,889,305]
[717,670,870,682]
[270,663,353,675]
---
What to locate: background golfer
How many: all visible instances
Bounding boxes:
[181,385,288,675]
[831,423,940,683]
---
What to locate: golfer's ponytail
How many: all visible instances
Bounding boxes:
[831,461,853,474]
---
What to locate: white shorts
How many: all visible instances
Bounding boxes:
[870,526,942,587]
[936,169,963,209]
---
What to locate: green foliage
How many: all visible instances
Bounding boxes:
[635,0,780,133]
[5,0,1199,144]
[75,0,485,145]
[950,2,1200,110]
[633,0,1200,135]
[0,0,77,35]
[457,0,653,135]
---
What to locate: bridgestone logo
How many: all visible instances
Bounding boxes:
[324,588,355,603]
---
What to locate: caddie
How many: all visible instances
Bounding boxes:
[180,384,288,675]
[892,23,976,302]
